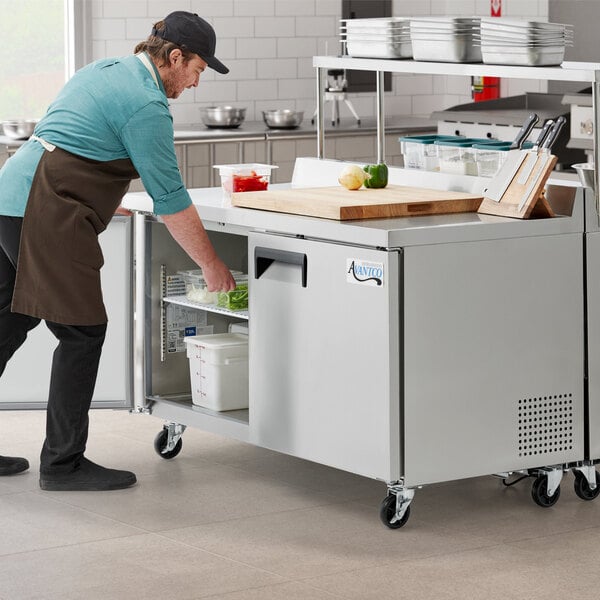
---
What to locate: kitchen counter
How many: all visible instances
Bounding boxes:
[2,116,435,149]
[3,117,435,184]
[174,116,435,140]
[122,162,585,249]
[0,135,22,153]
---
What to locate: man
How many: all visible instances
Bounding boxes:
[0,12,235,490]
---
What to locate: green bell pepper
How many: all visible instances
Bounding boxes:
[363,163,388,188]
[363,163,388,189]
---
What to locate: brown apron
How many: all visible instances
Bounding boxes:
[12,146,139,325]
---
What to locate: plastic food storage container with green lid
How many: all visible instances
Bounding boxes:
[398,134,460,171]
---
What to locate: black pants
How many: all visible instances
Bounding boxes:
[0,215,106,474]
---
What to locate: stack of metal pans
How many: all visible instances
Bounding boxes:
[409,17,481,63]
[477,18,573,66]
[340,17,412,59]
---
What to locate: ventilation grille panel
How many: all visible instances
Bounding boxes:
[518,394,574,458]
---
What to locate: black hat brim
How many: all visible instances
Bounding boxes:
[205,55,229,74]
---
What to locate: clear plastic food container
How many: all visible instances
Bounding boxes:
[473,141,534,177]
[399,134,460,171]
[178,269,245,305]
[178,270,217,304]
[213,164,278,200]
[435,138,490,176]
[217,274,249,311]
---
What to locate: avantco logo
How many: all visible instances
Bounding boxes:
[346,259,384,287]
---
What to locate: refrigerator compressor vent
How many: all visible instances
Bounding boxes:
[517,394,574,457]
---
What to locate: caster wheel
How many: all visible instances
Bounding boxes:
[531,475,560,507]
[379,494,410,529]
[153,428,183,459]
[574,471,600,501]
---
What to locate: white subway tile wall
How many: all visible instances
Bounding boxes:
[86,0,551,189]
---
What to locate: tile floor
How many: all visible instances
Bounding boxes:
[1,408,600,599]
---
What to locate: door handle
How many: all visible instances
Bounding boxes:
[254,246,307,287]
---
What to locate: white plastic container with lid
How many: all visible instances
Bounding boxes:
[185,333,249,411]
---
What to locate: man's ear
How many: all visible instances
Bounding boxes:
[169,48,182,66]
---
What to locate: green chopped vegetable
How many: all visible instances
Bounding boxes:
[217,282,248,310]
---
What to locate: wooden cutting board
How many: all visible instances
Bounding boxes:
[231,185,483,220]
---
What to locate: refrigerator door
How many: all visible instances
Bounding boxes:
[403,233,584,486]
[0,217,133,409]
[249,231,401,482]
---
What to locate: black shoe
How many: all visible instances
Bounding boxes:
[0,455,30,476]
[39,457,137,491]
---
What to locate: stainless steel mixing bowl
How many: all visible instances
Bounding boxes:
[200,106,246,128]
[573,162,595,192]
[2,119,38,140]
[262,109,304,129]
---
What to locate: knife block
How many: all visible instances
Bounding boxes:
[478,153,558,219]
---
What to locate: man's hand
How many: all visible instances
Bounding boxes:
[162,205,236,291]
[115,206,133,217]
[201,256,236,292]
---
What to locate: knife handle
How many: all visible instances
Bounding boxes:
[510,112,539,150]
[533,119,554,149]
[542,116,566,151]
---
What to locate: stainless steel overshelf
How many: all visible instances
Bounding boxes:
[313,56,600,220]
[313,57,600,81]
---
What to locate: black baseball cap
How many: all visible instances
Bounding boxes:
[152,11,229,74]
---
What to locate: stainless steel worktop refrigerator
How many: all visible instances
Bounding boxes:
[131,174,588,529]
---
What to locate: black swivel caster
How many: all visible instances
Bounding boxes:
[531,475,561,507]
[574,470,600,501]
[379,494,411,529]
[153,427,183,459]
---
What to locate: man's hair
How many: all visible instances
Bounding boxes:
[134,20,196,66]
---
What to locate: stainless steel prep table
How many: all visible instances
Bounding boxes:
[123,163,587,528]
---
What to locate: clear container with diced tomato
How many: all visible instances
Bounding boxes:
[214,164,278,200]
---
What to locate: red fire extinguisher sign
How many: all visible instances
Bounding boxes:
[491,0,501,17]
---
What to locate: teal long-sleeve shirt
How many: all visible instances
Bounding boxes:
[0,53,192,217]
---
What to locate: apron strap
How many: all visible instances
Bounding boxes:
[136,52,160,89]
[30,135,56,152]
